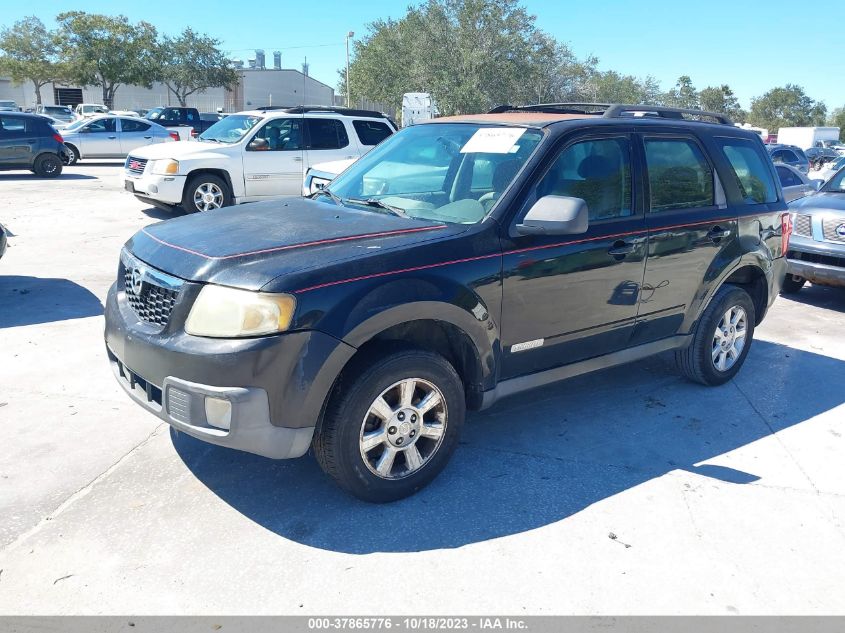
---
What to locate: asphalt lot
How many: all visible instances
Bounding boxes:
[1,161,844,615]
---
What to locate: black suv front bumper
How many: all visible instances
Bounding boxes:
[104,282,356,459]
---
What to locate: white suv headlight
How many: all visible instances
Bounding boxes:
[185,285,296,338]
[149,159,179,175]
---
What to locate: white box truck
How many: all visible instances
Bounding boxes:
[402,92,436,127]
[777,126,841,150]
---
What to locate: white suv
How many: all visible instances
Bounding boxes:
[121,106,396,213]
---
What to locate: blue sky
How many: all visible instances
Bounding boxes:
[9,0,843,110]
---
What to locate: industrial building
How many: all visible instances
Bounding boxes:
[0,50,335,112]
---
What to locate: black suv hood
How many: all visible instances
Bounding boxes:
[126,197,458,290]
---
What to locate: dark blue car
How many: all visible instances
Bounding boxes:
[0,112,68,177]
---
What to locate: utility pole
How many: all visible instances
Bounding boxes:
[346,31,354,108]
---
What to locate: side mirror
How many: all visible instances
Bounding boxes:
[516,195,589,236]
[248,138,269,151]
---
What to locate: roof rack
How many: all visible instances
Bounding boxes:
[603,104,733,125]
[252,104,388,118]
[488,102,733,125]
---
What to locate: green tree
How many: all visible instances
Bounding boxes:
[663,75,699,109]
[749,84,827,131]
[156,28,238,107]
[699,84,745,121]
[575,68,662,105]
[57,11,158,108]
[0,16,63,105]
[828,107,845,142]
[342,0,595,116]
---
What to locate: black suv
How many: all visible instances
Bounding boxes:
[105,104,790,502]
[0,112,67,177]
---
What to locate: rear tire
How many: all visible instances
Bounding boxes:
[313,349,465,503]
[675,284,756,386]
[181,174,232,213]
[33,153,62,178]
[781,274,805,294]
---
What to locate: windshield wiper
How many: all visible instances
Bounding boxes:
[344,197,409,218]
[312,188,344,206]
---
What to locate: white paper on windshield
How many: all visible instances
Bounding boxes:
[460,127,526,154]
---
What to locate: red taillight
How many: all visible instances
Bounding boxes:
[169,131,180,141]
[53,133,64,144]
[781,212,793,255]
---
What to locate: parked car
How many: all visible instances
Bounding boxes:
[302,158,357,196]
[110,109,141,118]
[105,103,789,502]
[767,144,810,174]
[775,164,821,202]
[783,167,845,293]
[814,156,845,182]
[61,115,174,165]
[0,100,21,112]
[0,111,67,177]
[123,105,397,213]
[805,146,840,170]
[0,222,7,260]
[144,107,215,140]
[74,103,109,118]
[35,105,76,124]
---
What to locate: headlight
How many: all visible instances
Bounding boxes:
[309,176,331,195]
[149,159,179,175]
[185,285,296,338]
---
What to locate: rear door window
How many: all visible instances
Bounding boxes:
[305,118,349,150]
[0,115,32,136]
[353,120,393,146]
[644,138,714,211]
[717,137,779,204]
[120,119,151,133]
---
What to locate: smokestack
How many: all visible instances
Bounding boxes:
[273,51,281,70]
[255,49,265,70]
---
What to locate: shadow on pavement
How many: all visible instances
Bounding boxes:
[173,339,844,553]
[0,173,97,181]
[0,275,103,328]
[139,205,186,221]
[783,284,845,312]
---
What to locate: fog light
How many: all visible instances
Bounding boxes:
[204,396,232,430]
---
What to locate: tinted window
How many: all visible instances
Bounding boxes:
[353,120,393,146]
[306,118,349,150]
[0,115,36,136]
[120,119,151,133]
[86,118,117,133]
[718,137,779,204]
[776,166,801,188]
[538,137,633,220]
[249,118,303,151]
[645,138,714,212]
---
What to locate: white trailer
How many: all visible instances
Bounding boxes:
[777,126,841,150]
[402,92,436,127]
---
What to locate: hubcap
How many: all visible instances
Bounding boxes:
[712,305,747,372]
[193,183,223,211]
[359,378,447,480]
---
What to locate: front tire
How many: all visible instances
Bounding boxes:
[675,284,756,386]
[781,274,805,294]
[182,174,232,213]
[313,349,465,503]
[64,144,79,166]
[33,153,63,178]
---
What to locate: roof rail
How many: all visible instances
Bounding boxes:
[253,104,388,118]
[603,104,733,125]
[488,103,609,115]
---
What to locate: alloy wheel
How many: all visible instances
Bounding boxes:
[712,305,747,372]
[193,182,224,212]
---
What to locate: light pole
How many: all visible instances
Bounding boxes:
[346,31,354,108]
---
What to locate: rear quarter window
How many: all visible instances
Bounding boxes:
[353,120,393,146]
[717,137,779,204]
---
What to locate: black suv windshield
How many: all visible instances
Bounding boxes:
[327,123,544,224]
[199,114,262,143]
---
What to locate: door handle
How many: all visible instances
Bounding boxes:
[108,135,117,139]
[608,240,635,257]
[292,156,303,162]
[707,226,731,242]
[143,136,152,139]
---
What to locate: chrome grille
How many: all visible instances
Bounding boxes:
[822,218,845,243]
[120,250,182,327]
[125,156,148,175]
[793,213,812,238]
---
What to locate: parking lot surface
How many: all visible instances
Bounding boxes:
[1,162,844,614]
